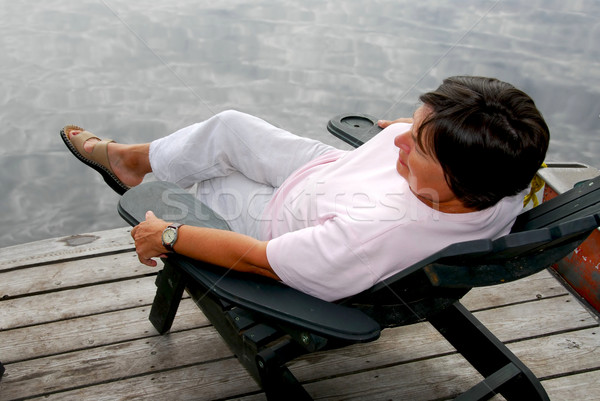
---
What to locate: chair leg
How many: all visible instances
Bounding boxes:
[184,279,313,400]
[257,341,313,401]
[149,260,188,334]
[428,302,549,401]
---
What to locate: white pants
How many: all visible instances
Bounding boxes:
[149,110,336,238]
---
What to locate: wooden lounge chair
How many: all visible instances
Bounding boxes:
[117,114,600,401]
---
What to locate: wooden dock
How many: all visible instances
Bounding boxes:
[1,227,599,400]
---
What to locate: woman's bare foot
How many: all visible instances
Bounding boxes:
[68,130,151,188]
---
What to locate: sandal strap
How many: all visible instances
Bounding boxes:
[67,129,116,175]
[89,139,115,173]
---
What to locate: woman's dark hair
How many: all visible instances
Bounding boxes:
[417,76,550,210]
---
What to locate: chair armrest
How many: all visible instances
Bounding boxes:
[118,181,381,342]
[117,180,231,231]
[176,256,380,341]
[327,113,382,148]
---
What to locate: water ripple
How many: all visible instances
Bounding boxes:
[1,0,599,247]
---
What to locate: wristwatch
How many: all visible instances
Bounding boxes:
[161,223,183,252]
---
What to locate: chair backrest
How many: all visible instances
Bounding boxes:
[343,176,600,327]
[511,175,600,231]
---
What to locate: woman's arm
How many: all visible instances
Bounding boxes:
[130,211,278,280]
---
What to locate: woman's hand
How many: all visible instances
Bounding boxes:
[130,210,170,267]
[130,211,276,279]
[377,117,413,129]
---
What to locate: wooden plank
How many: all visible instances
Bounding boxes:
[0,276,158,330]
[475,295,598,342]
[287,294,597,383]
[462,269,568,311]
[0,255,577,335]
[0,252,563,311]
[224,395,266,401]
[300,328,600,401]
[225,337,600,401]
[0,227,134,271]
[303,352,483,401]
[0,251,151,298]
[0,326,238,400]
[1,289,591,395]
[21,365,600,401]
[0,246,594,401]
[0,298,208,364]
[509,327,600,378]
[0,294,595,400]
[23,359,260,401]
[543,370,600,401]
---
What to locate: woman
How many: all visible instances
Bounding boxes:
[61,76,549,301]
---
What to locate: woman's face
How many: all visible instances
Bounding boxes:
[394,105,472,213]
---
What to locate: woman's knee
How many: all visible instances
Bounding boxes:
[214,109,247,124]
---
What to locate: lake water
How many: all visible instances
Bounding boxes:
[1,0,599,247]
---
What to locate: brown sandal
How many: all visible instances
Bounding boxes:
[60,125,130,195]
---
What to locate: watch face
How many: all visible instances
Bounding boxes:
[162,228,176,244]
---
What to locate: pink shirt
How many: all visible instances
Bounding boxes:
[261,123,525,301]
